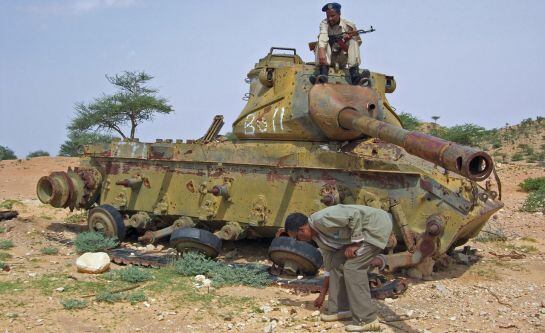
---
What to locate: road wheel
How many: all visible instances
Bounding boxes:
[87,204,126,240]
[268,237,323,276]
[170,227,222,258]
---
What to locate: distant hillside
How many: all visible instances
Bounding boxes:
[398,113,545,165]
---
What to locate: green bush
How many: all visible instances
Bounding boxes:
[26,150,50,159]
[440,124,487,146]
[521,187,545,213]
[0,261,7,270]
[0,146,17,160]
[0,240,14,250]
[61,298,88,310]
[104,266,153,283]
[95,290,147,304]
[40,247,59,255]
[173,252,270,288]
[74,232,118,253]
[127,291,148,304]
[64,211,88,224]
[95,291,125,303]
[519,177,545,192]
[398,112,422,131]
[0,199,21,210]
[511,152,524,161]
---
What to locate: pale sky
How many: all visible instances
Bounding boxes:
[1,0,544,157]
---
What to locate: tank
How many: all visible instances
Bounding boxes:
[36,47,503,278]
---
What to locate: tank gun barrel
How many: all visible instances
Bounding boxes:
[308,84,493,181]
[338,108,493,181]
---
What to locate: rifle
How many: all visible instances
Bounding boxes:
[328,26,375,52]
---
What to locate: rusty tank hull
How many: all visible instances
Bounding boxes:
[37,48,503,278]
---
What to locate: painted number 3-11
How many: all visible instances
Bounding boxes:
[244,107,285,135]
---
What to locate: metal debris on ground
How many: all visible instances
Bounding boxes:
[0,210,18,221]
[108,248,408,299]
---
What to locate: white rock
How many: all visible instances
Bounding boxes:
[384,298,395,304]
[202,279,212,287]
[195,275,206,282]
[143,301,150,308]
[261,305,272,314]
[27,272,37,278]
[54,287,64,292]
[263,319,277,333]
[145,244,155,252]
[297,275,304,280]
[76,252,110,274]
[311,310,320,316]
[406,310,414,317]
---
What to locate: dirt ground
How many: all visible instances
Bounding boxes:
[0,157,544,333]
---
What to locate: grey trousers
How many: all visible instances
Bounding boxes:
[324,243,382,324]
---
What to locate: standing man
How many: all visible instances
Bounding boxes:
[311,3,366,85]
[284,205,392,332]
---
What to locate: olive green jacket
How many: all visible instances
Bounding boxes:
[308,204,393,250]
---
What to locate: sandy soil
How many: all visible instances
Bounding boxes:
[0,157,544,333]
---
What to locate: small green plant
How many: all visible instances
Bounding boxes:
[519,177,545,192]
[74,232,118,253]
[0,261,7,270]
[173,252,271,288]
[95,290,147,304]
[521,187,545,213]
[0,240,14,250]
[505,244,538,254]
[61,298,88,310]
[0,226,6,233]
[0,252,12,260]
[519,177,545,213]
[26,150,50,159]
[64,211,88,224]
[104,266,153,283]
[127,291,147,304]
[40,247,59,255]
[511,152,524,161]
[0,199,21,210]
[96,291,125,303]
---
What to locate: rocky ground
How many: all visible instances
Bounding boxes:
[0,157,544,333]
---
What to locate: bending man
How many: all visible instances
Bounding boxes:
[284,205,392,332]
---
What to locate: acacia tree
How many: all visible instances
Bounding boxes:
[68,71,174,140]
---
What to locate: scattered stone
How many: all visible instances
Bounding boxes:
[76,252,110,274]
[434,284,447,294]
[261,305,272,314]
[54,287,64,292]
[145,244,155,252]
[297,275,304,280]
[143,301,151,308]
[263,319,277,333]
[311,310,320,316]
[27,272,37,278]
[156,244,164,251]
[195,275,206,283]
[406,310,414,317]
[384,298,395,304]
